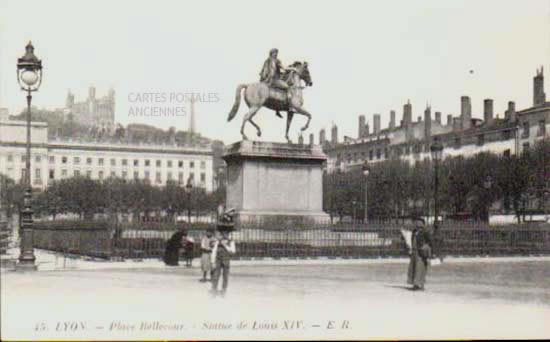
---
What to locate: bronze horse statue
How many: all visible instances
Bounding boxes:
[227,61,313,143]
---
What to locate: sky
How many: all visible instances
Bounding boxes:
[0,0,549,145]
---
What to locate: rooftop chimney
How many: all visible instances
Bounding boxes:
[461,96,472,129]
[309,133,314,146]
[373,114,381,135]
[424,105,432,140]
[447,114,453,126]
[298,134,304,145]
[331,125,338,144]
[319,129,326,145]
[358,115,366,138]
[403,100,412,126]
[435,111,441,125]
[365,123,370,136]
[483,99,494,125]
[506,101,516,122]
[389,110,396,130]
[417,116,422,122]
[534,66,546,106]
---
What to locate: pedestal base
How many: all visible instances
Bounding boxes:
[223,140,330,226]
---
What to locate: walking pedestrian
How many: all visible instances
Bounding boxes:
[407,219,433,291]
[210,227,236,297]
[199,230,215,282]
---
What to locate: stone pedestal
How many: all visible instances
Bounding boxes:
[223,140,330,226]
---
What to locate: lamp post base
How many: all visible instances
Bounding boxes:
[15,259,37,271]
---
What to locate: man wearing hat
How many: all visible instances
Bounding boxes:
[259,48,289,119]
[210,226,236,297]
[407,218,433,291]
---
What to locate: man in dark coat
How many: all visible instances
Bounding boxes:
[407,220,433,291]
[163,230,185,266]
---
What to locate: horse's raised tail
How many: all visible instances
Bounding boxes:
[227,84,247,122]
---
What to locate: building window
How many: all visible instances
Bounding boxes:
[167,160,173,168]
[200,172,206,183]
[49,156,54,164]
[189,172,194,182]
[178,161,184,168]
[35,168,41,179]
[87,157,92,165]
[98,171,104,180]
[122,171,127,179]
[376,149,381,159]
[122,159,128,166]
[523,142,530,151]
[49,169,54,179]
[86,170,92,178]
[111,171,116,178]
[35,155,41,162]
[156,172,162,183]
[502,130,511,140]
[145,171,150,180]
[522,121,530,138]
[369,150,374,160]
[21,168,26,179]
[133,171,139,180]
[405,146,410,155]
[111,158,116,166]
[98,158,104,166]
[7,155,13,162]
[145,159,151,167]
[134,159,139,166]
[62,156,67,164]
[21,155,26,162]
[61,169,67,177]
[190,161,195,168]
[503,149,511,158]
[74,170,80,177]
[178,172,184,183]
[167,172,172,181]
[538,120,546,136]
[156,160,161,167]
[74,156,80,165]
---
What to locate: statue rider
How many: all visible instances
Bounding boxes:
[259,48,290,119]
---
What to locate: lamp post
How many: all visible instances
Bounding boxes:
[362,161,370,224]
[16,41,43,271]
[185,177,193,225]
[430,139,443,229]
[483,175,493,223]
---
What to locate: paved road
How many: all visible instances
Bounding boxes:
[2,260,549,340]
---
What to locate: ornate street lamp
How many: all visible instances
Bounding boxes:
[430,139,443,229]
[362,161,370,224]
[16,41,43,271]
[185,177,193,225]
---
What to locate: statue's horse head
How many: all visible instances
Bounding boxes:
[286,61,313,87]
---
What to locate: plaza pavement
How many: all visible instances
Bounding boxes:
[1,248,549,340]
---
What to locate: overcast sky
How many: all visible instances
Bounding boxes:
[1,0,549,144]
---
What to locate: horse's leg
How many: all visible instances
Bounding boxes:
[293,106,312,131]
[285,112,295,143]
[240,105,261,140]
[248,109,262,137]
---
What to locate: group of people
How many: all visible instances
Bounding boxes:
[164,216,435,296]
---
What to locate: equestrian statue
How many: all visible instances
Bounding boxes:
[227,48,313,143]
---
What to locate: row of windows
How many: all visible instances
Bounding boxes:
[16,168,207,184]
[5,155,208,169]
